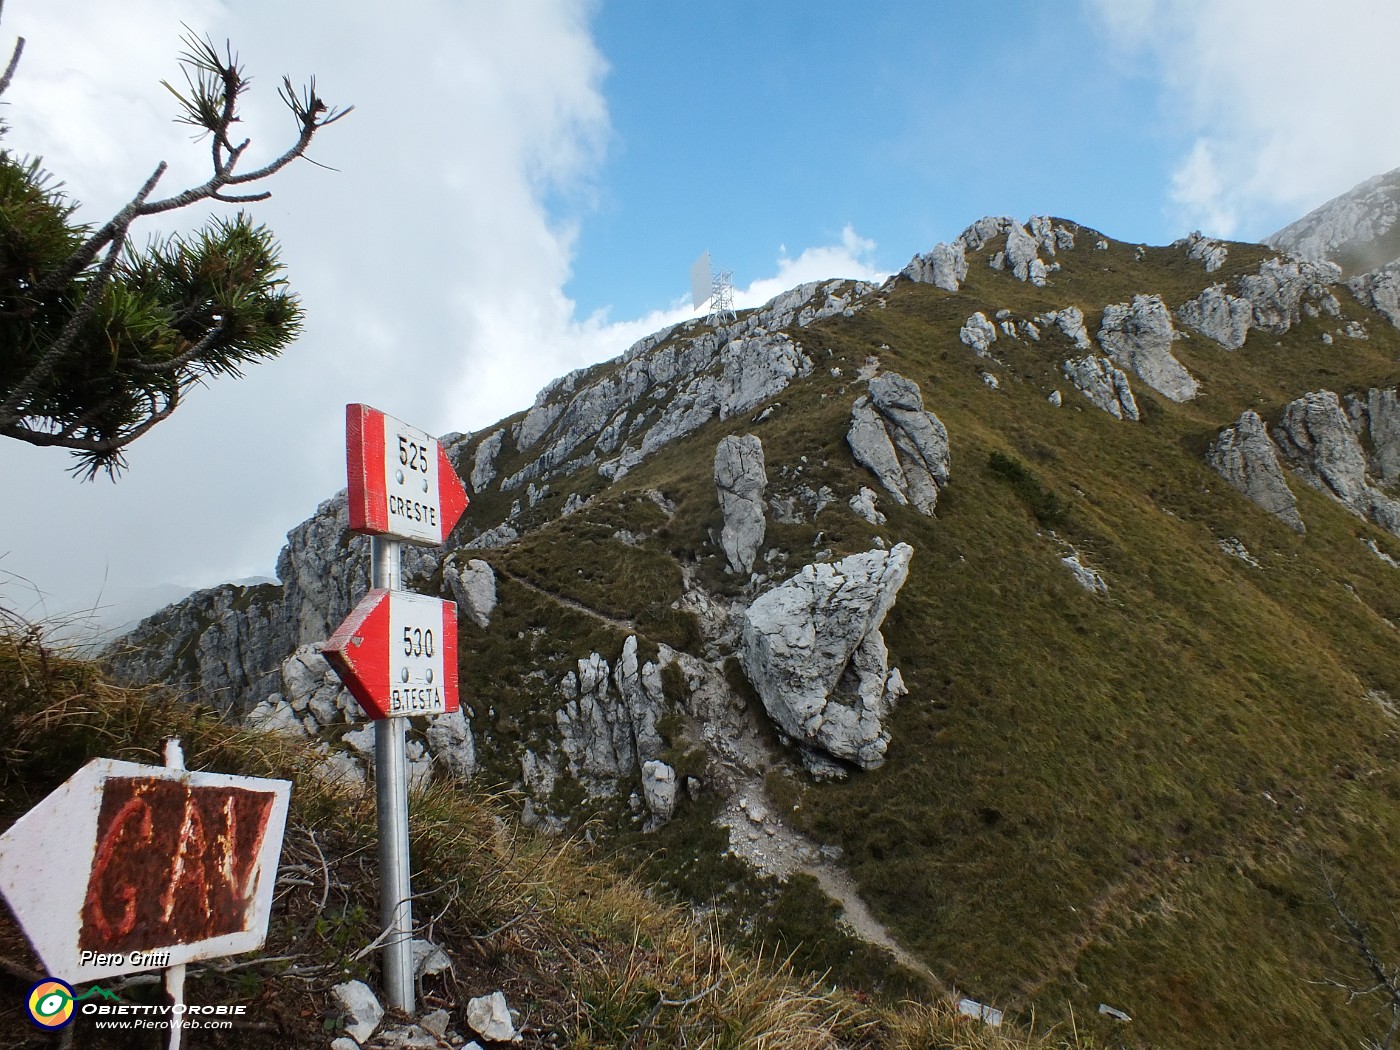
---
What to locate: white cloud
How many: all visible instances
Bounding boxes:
[0,0,888,635]
[444,224,888,433]
[0,0,613,627]
[736,225,884,309]
[1085,0,1400,237]
[1169,139,1235,236]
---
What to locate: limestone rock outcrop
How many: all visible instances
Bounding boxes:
[959,312,998,356]
[1348,269,1400,329]
[1273,391,1400,536]
[470,429,505,491]
[846,372,950,515]
[1061,551,1108,594]
[107,579,289,715]
[1177,231,1228,272]
[1177,285,1254,349]
[1207,411,1304,532]
[902,241,968,291]
[1061,356,1140,421]
[555,637,669,801]
[740,544,912,769]
[641,760,678,825]
[277,492,374,647]
[489,280,876,494]
[849,486,886,525]
[1097,294,1199,402]
[714,434,768,574]
[1266,164,1400,273]
[1003,220,1048,285]
[1035,306,1093,351]
[1237,257,1341,334]
[951,214,1076,287]
[245,645,473,789]
[1345,387,1400,485]
[444,557,498,628]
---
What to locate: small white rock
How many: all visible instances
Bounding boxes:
[331,980,383,1043]
[420,1008,452,1037]
[412,937,453,978]
[466,991,518,1042]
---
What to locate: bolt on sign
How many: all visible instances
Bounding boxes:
[346,403,470,546]
[0,758,291,984]
[323,588,459,720]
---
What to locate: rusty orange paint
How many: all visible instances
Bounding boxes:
[79,778,275,954]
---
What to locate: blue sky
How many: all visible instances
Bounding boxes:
[570,4,1132,317]
[2,0,1399,630]
[568,2,1297,320]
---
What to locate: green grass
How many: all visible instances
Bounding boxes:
[0,625,1101,1050]
[76,222,1400,1048]
[443,225,1400,1047]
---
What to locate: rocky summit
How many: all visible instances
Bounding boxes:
[109,198,1400,1049]
[1268,163,1400,275]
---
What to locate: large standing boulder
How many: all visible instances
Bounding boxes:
[846,372,950,515]
[902,241,968,291]
[444,557,498,628]
[740,544,913,770]
[714,435,767,574]
[1177,285,1254,350]
[1273,390,1400,536]
[1097,294,1199,402]
[1061,356,1140,421]
[1206,410,1304,532]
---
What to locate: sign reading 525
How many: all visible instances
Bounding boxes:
[347,404,470,546]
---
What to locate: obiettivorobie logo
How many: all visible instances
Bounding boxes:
[25,978,119,1029]
[24,976,250,1031]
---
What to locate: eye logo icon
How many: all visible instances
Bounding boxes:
[26,978,75,1029]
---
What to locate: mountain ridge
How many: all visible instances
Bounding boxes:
[1267,163,1400,275]
[107,207,1400,1047]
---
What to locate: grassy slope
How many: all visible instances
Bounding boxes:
[773,236,1400,1047]
[441,230,1400,1048]
[0,627,1095,1049]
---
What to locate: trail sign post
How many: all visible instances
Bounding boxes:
[323,589,459,720]
[346,403,469,545]
[325,403,469,1016]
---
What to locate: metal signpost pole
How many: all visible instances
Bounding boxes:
[372,535,415,1014]
[164,738,187,1050]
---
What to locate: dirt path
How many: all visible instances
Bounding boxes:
[494,566,639,635]
[507,572,944,992]
[716,775,943,991]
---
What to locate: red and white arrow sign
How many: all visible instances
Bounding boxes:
[322,589,460,720]
[347,404,470,546]
[0,760,290,984]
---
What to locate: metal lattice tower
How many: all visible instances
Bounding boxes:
[690,250,735,326]
[708,267,734,325]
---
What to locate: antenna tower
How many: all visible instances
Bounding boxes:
[689,250,736,326]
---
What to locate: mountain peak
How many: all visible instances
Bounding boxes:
[1267,164,1400,275]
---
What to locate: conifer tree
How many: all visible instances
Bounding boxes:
[0,6,349,478]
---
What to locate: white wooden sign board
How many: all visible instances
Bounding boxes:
[0,758,291,984]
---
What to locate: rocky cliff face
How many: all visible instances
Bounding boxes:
[1267,164,1400,276]
[106,200,1400,1045]
[111,204,1400,839]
